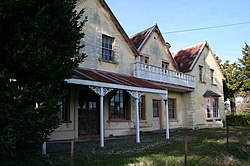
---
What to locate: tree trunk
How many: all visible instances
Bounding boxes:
[230,98,236,114]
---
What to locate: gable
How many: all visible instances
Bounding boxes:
[131,25,177,70]
[205,47,224,80]
[76,0,138,74]
[130,25,154,50]
[140,31,175,68]
[173,42,205,72]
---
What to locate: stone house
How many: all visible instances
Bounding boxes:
[50,0,225,147]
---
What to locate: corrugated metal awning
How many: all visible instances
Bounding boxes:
[66,68,167,94]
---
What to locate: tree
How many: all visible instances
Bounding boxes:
[221,61,243,113]
[239,43,250,94]
[0,0,86,164]
[221,43,250,114]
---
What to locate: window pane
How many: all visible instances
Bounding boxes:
[206,98,211,118]
[213,98,219,117]
[168,99,176,119]
[58,94,70,121]
[102,35,113,61]
[199,66,203,82]
[140,56,144,63]
[109,90,126,120]
[139,96,145,120]
[153,101,159,117]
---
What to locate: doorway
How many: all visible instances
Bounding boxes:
[78,91,99,138]
[153,100,162,130]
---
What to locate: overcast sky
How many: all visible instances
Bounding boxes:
[106,0,250,63]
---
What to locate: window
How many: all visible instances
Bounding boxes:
[109,90,129,120]
[58,94,70,122]
[140,56,149,64]
[139,96,146,120]
[153,100,161,117]
[162,61,169,73]
[210,69,214,84]
[102,35,114,61]
[168,98,176,119]
[213,98,219,118]
[205,97,220,119]
[199,65,203,82]
[206,98,212,118]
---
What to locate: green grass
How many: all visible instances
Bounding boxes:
[50,127,250,166]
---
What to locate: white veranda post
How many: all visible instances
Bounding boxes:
[127,91,143,143]
[89,86,112,147]
[160,90,169,140]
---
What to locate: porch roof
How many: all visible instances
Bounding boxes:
[66,68,167,94]
[149,81,194,92]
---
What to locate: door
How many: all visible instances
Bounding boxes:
[78,91,99,137]
[153,100,161,130]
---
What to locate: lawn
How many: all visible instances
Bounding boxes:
[49,127,250,166]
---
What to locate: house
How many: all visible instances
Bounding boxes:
[50,0,225,147]
[173,41,225,128]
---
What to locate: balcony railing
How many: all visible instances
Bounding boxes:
[133,62,196,89]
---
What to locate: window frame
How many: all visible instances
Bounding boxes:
[58,93,70,122]
[140,55,149,64]
[109,90,130,121]
[210,69,214,84]
[139,95,146,120]
[152,100,161,118]
[168,98,177,120]
[199,65,204,82]
[162,61,169,73]
[101,35,114,61]
[204,97,220,120]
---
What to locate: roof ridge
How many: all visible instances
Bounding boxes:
[173,41,206,54]
[130,24,156,38]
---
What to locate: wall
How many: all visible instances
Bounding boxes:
[189,46,224,128]
[139,31,176,70]
[76,0,136,75]
[50,86,77,140]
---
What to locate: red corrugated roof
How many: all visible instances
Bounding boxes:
[74,68,165,90]
[149,81,194,92]
[130,25,155,49]
[173,42,205,72]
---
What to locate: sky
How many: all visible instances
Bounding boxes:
[106,0,250,63]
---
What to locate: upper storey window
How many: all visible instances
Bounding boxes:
[210,69,214,84]
[162,61,169,70]
[140,56,149,64]
[199,65,204,82]
[102,35,114,61]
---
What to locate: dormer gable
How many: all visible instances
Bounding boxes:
[131,24,178,70]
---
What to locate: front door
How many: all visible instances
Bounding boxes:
[78,91,99,137]
[153,100,161,130]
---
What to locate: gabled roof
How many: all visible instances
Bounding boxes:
[172,42,207,72]
[130,25,156,51]
[130,24,179,69]
[98,0,139,56]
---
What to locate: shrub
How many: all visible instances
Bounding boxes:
[226,114,250,127]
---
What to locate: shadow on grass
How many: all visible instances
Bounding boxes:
[50,127,250,166]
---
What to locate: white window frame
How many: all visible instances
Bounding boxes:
[102,35,114,61]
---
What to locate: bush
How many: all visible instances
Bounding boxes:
[226,114,250,127]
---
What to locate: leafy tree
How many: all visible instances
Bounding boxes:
[0,0,86,164]
[221,61,243,113]
[221,44,250,114]
[239,43,250,94]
